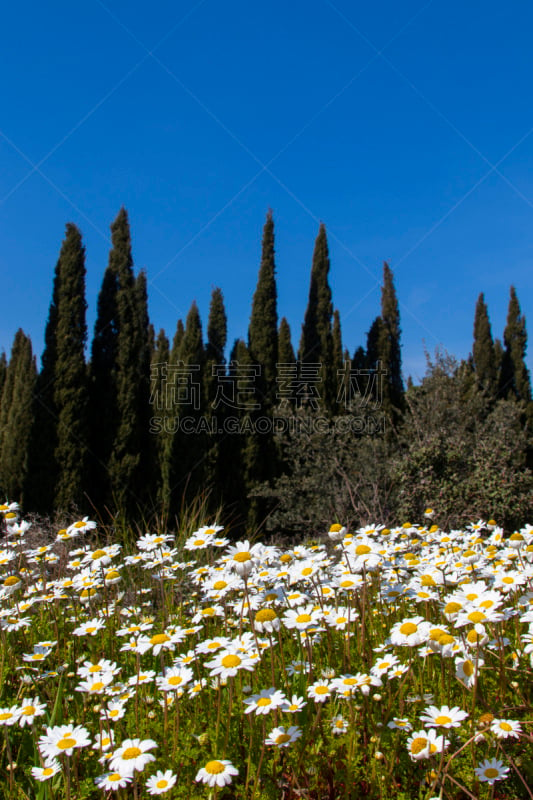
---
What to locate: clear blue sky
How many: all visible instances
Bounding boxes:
[1,0,532,380]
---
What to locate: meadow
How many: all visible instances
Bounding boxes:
[0,502,532,799]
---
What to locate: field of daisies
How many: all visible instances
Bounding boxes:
[0,503,532,799]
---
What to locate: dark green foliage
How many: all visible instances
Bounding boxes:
[25,249,61,512]
[248,211,278,408]
[204,289,228,508]
[378,263,404,422]
[88,248,120,510]
[164,302,205,514]
[0,352,6,403]
[500,286,532,403]
[0,330,36,504]
[277,317,295,367]
[472,292,497,397]
[107,209,153,513]
[395,351,533,529]
[53,224,89,511]
[299,224,334,411]
[332,309,344,412]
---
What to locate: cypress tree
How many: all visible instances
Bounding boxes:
[299,223,334,410]
[53,223,89,511]
[278,318,295,366]
[0,352,6,404]
[332,309,343,412]
[501,287,532,403]
[107,208,151,513]
[0,330,36,504]
[204,288,228,507]
[248,211,278,408]
[472,292,497,397]
[88,251,119,511]
[25,247,61,512]
[378,263,404,421]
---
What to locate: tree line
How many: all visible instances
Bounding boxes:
[0,208,531,533]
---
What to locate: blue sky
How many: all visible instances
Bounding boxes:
[1,0,532,381]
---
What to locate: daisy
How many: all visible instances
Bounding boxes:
[31,761,61,781]
[75,673,115,695]
[72,618,106,637]
[0,706,21,726]
[307,680,332,703]
[390,616,431,647]
[330,715,348,734]
[39,725,91,759]
[67,517,97,535]
[387,718,412,732]
[254,608,281,633]
[243,688,286,715]
[101,701,127,723]
[156,666,194,693]
[109,738,157,776]
[419,705,468,729]
[146,769,178,795]
[406,728,448,760]
[474,758,510,784]
[95,772,133,791]
[490,718,522,739]
[265,725,302,746]
[128,670,156,687]
[18,696,46,727]
[455,656,484,689]
[195,759,239,788]
[206,649,256,679]
[283,604,322,631]
[282,694,306,713]
[93,730,115,753]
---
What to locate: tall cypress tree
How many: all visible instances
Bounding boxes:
[88,254,119,511]
[472,292,497,398]
[25,247,61,512]
[278,318,295,366]
[107,208,151,513]
[299,223,334,411]
[377,263,404,422]
[0,352,6,406]
[53,224,89,511]
[248,211,278,408]
[500,287,532,403]
[0,330,36,504]
[204,288,228,506]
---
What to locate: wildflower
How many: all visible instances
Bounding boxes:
[109,738,157,776]
[67,517,97,535]
[101,702,127,723]
[206,649,256,679]
[31,761,61,781]
[0,706,21,726]
[390,616,430,647]
[265,725,302,746]
[156,666,194,693]
[307,680,332,703]
[282,694,306,713]
[225,540,262,577]
[75,673,115,695]
[283,604,322,631]
[387,718,412,732]
[93,730,115,752]
[474,758,510,784]
[490,718,522,739]
[72,618,106,637]
[18,696,46,727]
[455,656,484,689]
[95,772,133,790]
[419,705,468,729]
[128,671,156,687]
[195,759,238,788]
[146,769,178,794]
[328,524,347,541]
[244,688,286,715]
[330,715,348,734]
[254,607,280,633]
[39,725,91,759]
[406,729,448,760]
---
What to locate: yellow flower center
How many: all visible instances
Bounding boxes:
[4,576,20,586]
[378,662,390,669]
[276,733,291,743]
[301,567,313,576]
[22,706,35,716]
[57,737,77,750]
[150,634,170,645]
[499,722,512,731]
[213,581,227,590]
[421,575,436,586]
[73,521,86,528]
[91,682,105,692]
[502,576,514,584]
[42,767,54,776]
[109,774,123,783]
[205,760,225,774]
[122,747,142,759]
[467,611,486,623]
[106,570,120,580]
[295,613,312,624]
[92,549,106,559]
[0,713,12,720]
[168,676,183,686]
[410,737,428,754]
[399,622,417,635]
[257,698,271,707]
[156,780,169,789]
[434,715,452,725]
[233,552,251,562]
[255,608,277,623]
[484,768,499,779]
[445,602,462,614]
[355,545,371,555]
[221,654,241,668]
[314,685,329,694]
[463,660,474,677]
